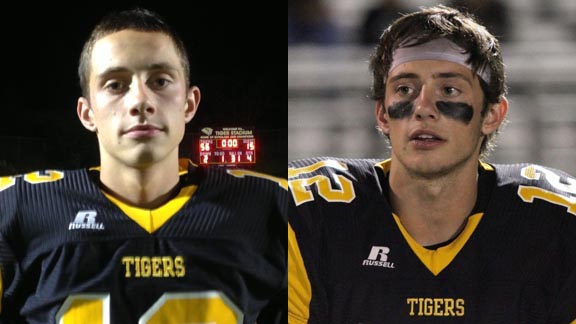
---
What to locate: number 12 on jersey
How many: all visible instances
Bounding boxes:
[56,291,243,324]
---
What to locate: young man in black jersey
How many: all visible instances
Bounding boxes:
[0,8,286,323]
[288,5,576,323]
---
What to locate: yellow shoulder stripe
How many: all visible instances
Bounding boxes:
[227,169,287,190]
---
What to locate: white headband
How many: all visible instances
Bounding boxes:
[388,38,491,83]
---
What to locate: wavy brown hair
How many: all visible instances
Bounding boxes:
[369,5,507,156]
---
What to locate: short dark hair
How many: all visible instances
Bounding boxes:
[78,7,190,98]
[369,5,507,156]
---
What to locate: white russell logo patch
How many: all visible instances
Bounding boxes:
[68,210,105,230]
[362,246,395,268]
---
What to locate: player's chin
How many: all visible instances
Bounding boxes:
[410,164,453,179]
[119,145,166,165]
[403,155,454,177]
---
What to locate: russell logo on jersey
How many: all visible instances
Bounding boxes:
[361,246,395,268]
[68,210,105,230]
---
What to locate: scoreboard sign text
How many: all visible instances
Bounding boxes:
[198,127,256,166]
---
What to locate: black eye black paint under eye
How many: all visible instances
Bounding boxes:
[387,101,414,119]
[436,101,474,124]
[387,101,474,124]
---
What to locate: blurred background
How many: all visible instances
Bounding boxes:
[289,0,576,176]
[0,2,285,178]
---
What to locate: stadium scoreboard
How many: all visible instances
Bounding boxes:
[198,126,256,166]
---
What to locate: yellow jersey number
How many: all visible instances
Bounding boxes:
[519,165,576,215]
[56,291,243,324]
[288,160,356,206]
[0,170,64,192]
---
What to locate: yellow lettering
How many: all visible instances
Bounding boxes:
[407,298,417,316]
[122,257,134,277]
[407,297,465,317]
[121,255,185,279]
[141,257,151,277]
[456,299,465,316]
[151,257,162,277]
[444,298,455,316]
[423,298,433,316]
[417,298,424,315]
[134,257,141,277]
[433,298,443,316]
[175,256,186,277]
[162,256,175,277]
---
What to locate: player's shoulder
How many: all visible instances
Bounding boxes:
[288,156,383,180]
[186,159,287,192]
[288,157,387,208]
[0,167,88,194]
[223,168,287,191]
[489,162,576,217]
[0,167,91,221]
[490,162,575,192]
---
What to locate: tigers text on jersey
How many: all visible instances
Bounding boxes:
[0,159,288,324]
[288,157,576,324]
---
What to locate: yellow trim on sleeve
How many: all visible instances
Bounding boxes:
[374,158,392,174]
[288,223,312,324]
[479,160,494,171]
[288,160,349,179]
[227,169,288,190]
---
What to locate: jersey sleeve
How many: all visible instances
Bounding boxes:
[494,163,576,322]
[288,160,325,324]
[547,213,576,323]
[288,219,313,324]
[288,158,363,323]
[0,175,23,322]
[260,171,289,324]
[256,283,287,324]
[226,168,289,322]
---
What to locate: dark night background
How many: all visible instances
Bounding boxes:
[0,3,286,178]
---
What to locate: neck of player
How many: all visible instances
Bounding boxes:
[388,158,479,247]
[98,154,182,209]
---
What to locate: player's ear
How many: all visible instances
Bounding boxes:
[376,100,390,135]
[77,97,97,132]
[481,96,508,135]
[184,86,201,123]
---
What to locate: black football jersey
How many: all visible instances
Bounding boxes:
[288,157,576,324]
[0,159,287,324]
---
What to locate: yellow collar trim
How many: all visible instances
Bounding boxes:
[393,212,483,276]
[102,185,197,234]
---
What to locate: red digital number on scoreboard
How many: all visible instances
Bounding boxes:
[216,138,238,149]
[198,127,256,166]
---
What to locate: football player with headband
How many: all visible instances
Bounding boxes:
[0,7,287,323]
[288,5,576,323]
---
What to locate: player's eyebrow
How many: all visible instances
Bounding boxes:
[95,67,129,79]
[95,62,179,79]
[388,72,418,83]
[433,72,473,86]
[146,62,179,73]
